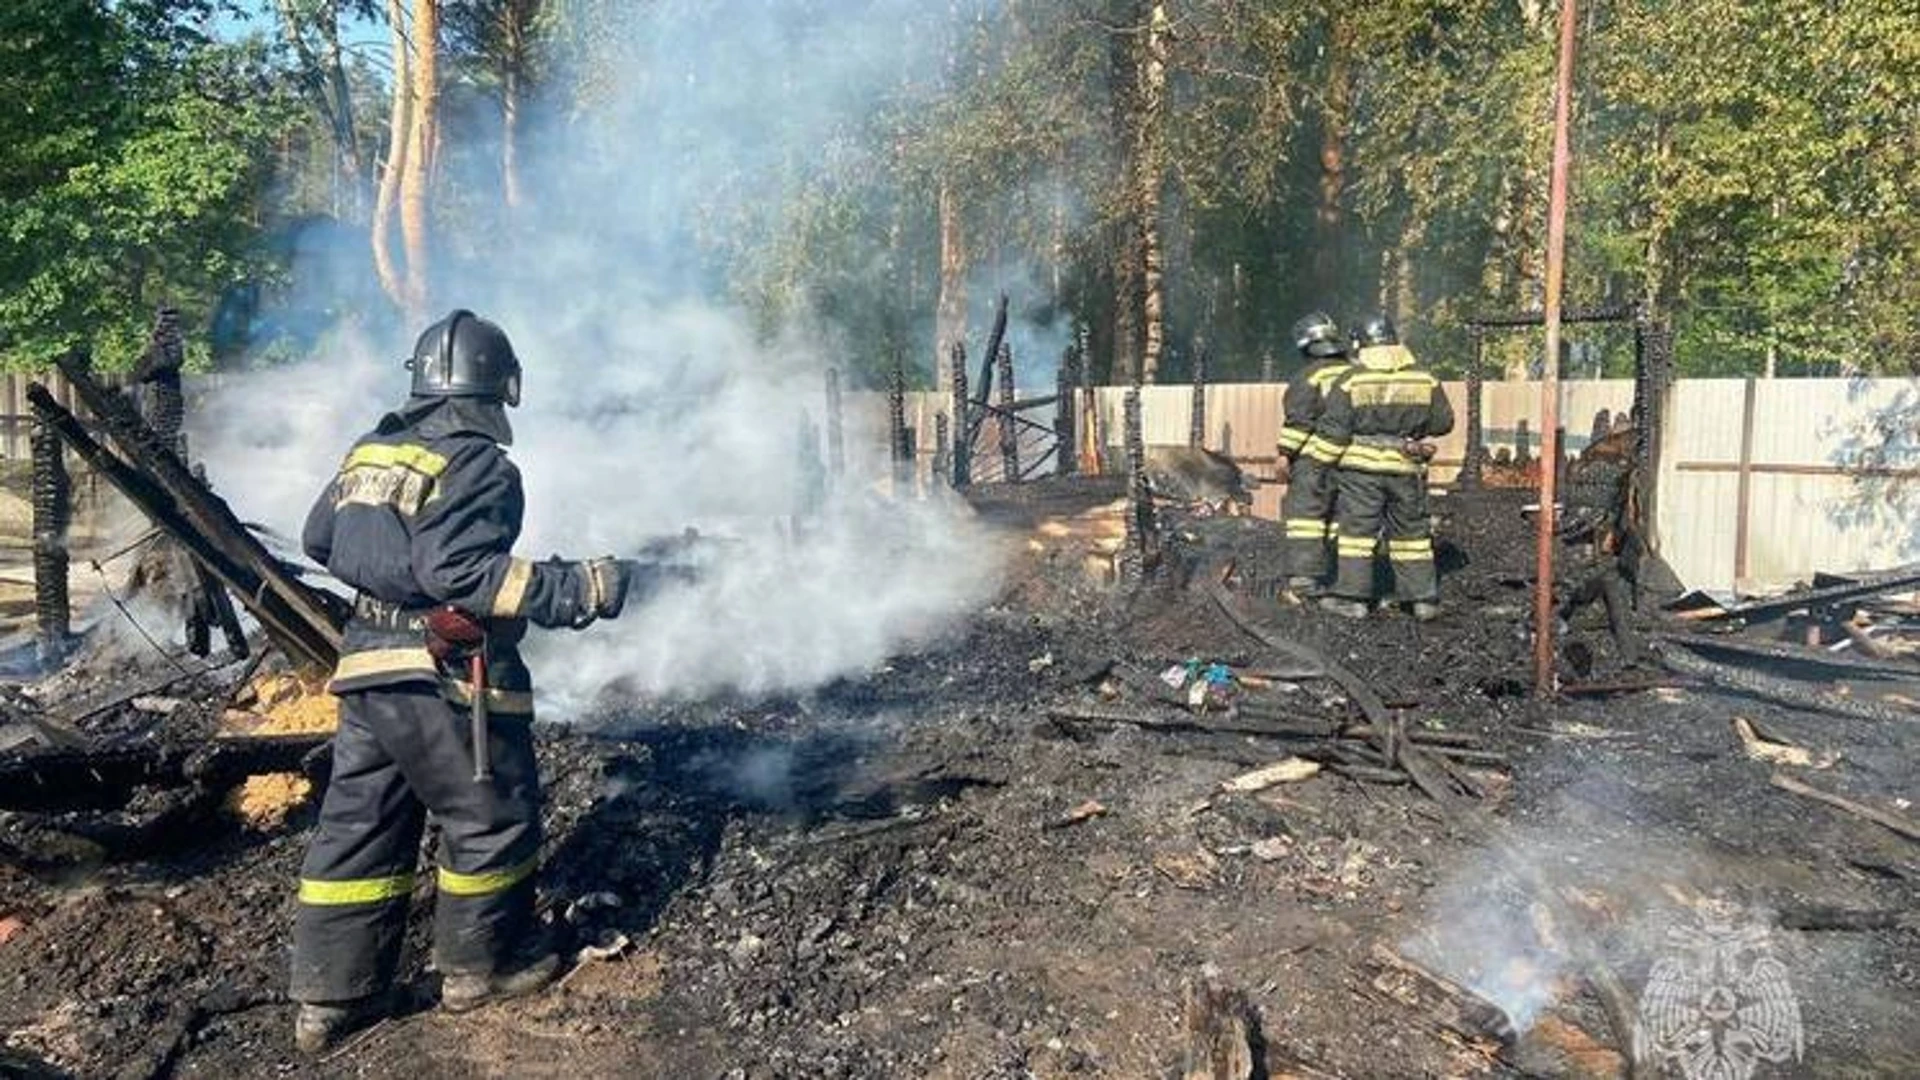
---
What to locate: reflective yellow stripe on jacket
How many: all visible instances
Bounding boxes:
[1302,435,1345,464]
[334,442,453,515]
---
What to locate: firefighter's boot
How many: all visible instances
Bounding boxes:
[1319,597,1368,620]
[441,949,561,1014]
[294,998,385,1054]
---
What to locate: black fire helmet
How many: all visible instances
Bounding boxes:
[407,309,523,407]
[1291,311,1347,359]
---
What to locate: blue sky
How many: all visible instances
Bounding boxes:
[210,3,385,49]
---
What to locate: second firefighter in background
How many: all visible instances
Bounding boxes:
[1275,312,1352,598]
[1317,316,1453,620]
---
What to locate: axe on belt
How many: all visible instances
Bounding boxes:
[426,605,493,782]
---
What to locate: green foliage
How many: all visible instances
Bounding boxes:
[0,1,297,371]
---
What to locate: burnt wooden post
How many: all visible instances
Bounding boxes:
[1121,386,1156,583]
[1461,324,1486,489]
[1633,314,1673,557]
[887,362,912,496]
[797,409,826,516]
[1188,334,1208,449]
[996,342,1018,482]
[29,380,341,671]
[932,411,950,487]
[949,342,971,487]
[1054,344,1076,477]
[30,415,71,654]
[824,367,846,480]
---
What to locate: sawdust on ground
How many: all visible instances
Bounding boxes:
[221,671,339,829]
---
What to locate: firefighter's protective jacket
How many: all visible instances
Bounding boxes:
[302,398,599,713]
[1277,355,1352,467]
[1319,345,1455,475]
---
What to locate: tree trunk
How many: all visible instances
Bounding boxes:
[1108,8,1141,384]
[502,67,524,209]
[1316,15,1356,293]
[319,2,362,216]
[935,180,967,395]
[400,0,442,318]
[1136,0,1170,385]
[371,0,411,309]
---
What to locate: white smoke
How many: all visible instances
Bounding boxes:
[191,0,1012,710]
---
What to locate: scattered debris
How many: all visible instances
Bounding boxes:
[1770,772,1920,844]
[1219,757,1320,793]
[1732,717,1836,769]
[1366,942,1517,1049]
[1180,972,1263,1080]
[1043,798,1107,830]
[1154,848,1221,890]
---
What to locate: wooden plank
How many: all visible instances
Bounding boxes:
[1771,773,1920,844]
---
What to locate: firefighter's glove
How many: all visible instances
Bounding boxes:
[1402,439,1438,462]
[425,604,487,663]
[1272,454,1292,485]
[578,557,631,627]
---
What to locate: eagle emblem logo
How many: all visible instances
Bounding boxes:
[1634,899,1804,1079]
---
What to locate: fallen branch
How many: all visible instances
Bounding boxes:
[1770,772,1920,843]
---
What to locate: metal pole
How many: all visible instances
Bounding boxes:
[1534,0,1580,696]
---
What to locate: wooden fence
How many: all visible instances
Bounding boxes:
[875,377,1920,592]
[3,370,1912,592]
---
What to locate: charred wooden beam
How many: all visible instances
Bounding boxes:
[996,342,1019,481]
[51,352,347,650]
[1188,334,1208,449]
[1467,306,1633,329]
[0,733,332,812]
[949,342,971,487]
[1652,641,1915,724]
[27,383,340,671]
[1054,350,1076,477]
[1654,630,1920,681]
[1677,565,1920,625]
[30,413,71,651]
[825,367,846,479]
[931,411,950,488]
[970,294,1011,415]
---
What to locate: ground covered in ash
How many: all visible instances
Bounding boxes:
[1,486,1917,1079]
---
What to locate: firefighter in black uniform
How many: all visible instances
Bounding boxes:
[1275,311,1353,598]
[1317,315,1454,621]
[291,311,662,1052]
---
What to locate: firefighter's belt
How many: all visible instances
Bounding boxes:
[352,595,432,631]
[1340,436,1422,475]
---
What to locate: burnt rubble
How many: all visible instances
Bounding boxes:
[2,403,1918,1077]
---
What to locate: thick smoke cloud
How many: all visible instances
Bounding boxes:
[193,0,1009,711]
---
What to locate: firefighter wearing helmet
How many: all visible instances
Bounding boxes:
[1274,311,1354,598]
[1317,314,1454,621]
[289,311,670,1051]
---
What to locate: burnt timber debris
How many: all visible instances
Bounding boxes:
[1,310,1918,1078]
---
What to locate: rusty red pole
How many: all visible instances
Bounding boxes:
[1534,0,1580,697]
